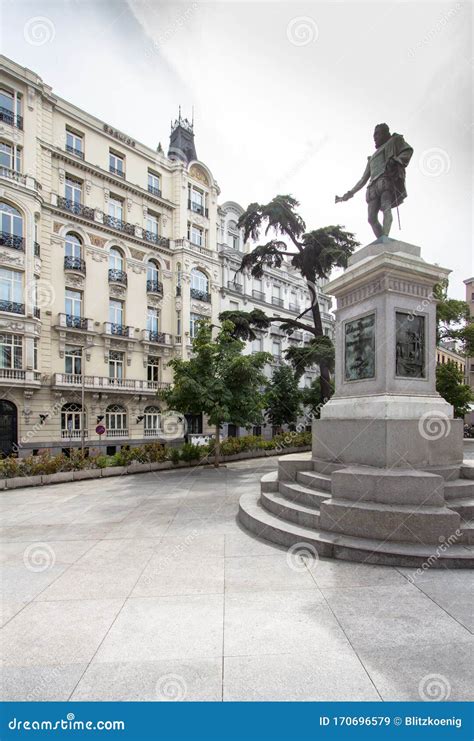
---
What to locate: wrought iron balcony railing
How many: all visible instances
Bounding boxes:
[146,279,163,295]
[108,268,127,285]
[109,166,125,178]
[252,289,265,301]
[188,200,208,217]
[147,331,167,344]
[0,300,24,314]
[66,144,84,160]
[64,255,86,273]
[271,296,284,308]
[65,315,88,329]
[57,197,95,220]
[106,323,132,337]
[0,106,23,129]
[142,230,170,248]
[0,231,24,251]
[148,185,162,197]
[103,214,135,235]
[190,287,211,303]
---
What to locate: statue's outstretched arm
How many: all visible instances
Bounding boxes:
[336,160,370,203]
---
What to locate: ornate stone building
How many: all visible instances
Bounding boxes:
[0,56,220,456]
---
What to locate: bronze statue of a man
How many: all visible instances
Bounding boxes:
[336,123,413,238]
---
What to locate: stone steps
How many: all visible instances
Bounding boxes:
[260,471,279,492]
[278,481,331,509]
[296,470,332,492]
[320,498,461,544]
[461,463,474,480]
[460,521,474,545]
[261,490,321,529]
[311,458,345,475]
[447,497,474,519]
[238,491,474,568]
[444,479,474,500]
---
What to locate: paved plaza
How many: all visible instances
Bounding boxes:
[1,456,472,702]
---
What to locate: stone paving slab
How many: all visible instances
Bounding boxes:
[0,458,472,701]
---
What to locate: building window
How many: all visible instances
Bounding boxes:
[109,151,125,177]
[252,337,263,353]
[145,212,159,242]
[65,346,82,375]
[188,186,205,215]
[0,267,23,308]
[109,298,124,327]
[0,333,22,369]
[109,247,124,272]
[108,197,124,226]
[147,356,160,383]
[0,88,22,128]
[65,289,82,318]
[176,311,181,336]
[190,312,205,338]
[66,129,84,158]
[33,339,38,370]
[65,176,82,205]
[185,413,202,435]
[191,268,208,293]
[0,141,21,173]
[106,404,127,431]
[144,406,161,433]
[61,402,84,439]
[230,300,239,311]
[147,260,159,283]
[109,350,124,380]
[148,171,161,196]
[146,306,159,333]
[0,202,23,238]
[272,284,283,307]
[65,233,82,259]
[272,340,281,359]
[188,223,204,246]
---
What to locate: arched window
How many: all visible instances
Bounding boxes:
[191,268,208,292]
[65,233,82,259]
[109,247,124,271]
[144,406,161,436]
[61,403,85,439]
[106,404,127,436]
[147,260,159,283]
[0,202,23,239]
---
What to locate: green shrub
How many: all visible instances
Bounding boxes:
[179,443,205,462]
[143,442,167,462]
[169,447,181,465]
[92,455,108,469]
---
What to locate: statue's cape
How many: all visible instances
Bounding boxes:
[383,133,414,207]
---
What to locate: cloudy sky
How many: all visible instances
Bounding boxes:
[3,0,472,297]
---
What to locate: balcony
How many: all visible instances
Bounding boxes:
[271,297,284,308]
[103,214,135,236]
[0,300,24,315]
[174,239,213,259]
[289,303,300,313]
[227,281,243,293]
[190,287,211,303]
[65,144,84,160]
[148,185,162,197]
[104,322,133,338]
[0,231,24,251]
[252,289,265,301]
[57,313,94,331]
[57,197,95,220]
[0,167,41,191]
[142,329,171,345]
[188,200,208,217]
[53,373,169,394]
[0,369,41,386]
[61,429,88,440]
[64,255,86,274]
[0,107,22,129]
[146,279,163,295]
[109,166,125,178]
[107,428,128,437]
[143,230,170,248]
[108,268,127,286]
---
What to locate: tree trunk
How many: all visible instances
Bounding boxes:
[214,423,220,468]
[308,280,332,405]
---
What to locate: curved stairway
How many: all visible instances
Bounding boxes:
[239,455,474,568]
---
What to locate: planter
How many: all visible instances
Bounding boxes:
[149,462,170,471]
[101,466,127,477]
[6,475,43,489]
[127,462,151,474]
[73,469,102,481]
[42,471,74,485]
